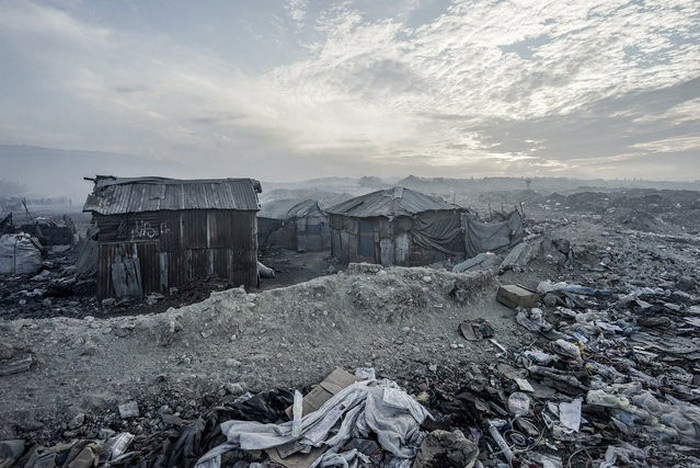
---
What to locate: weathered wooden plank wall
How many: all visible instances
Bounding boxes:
[95,209,258,299]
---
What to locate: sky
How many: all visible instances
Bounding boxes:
[0,0,699,182]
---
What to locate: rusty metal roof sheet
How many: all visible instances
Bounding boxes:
[83,176,261,215]
[326,186,461,218]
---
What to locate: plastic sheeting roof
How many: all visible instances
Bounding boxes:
[326,186,461,218]
[286,199,323,218]
[259,198,324,219]
[83,176,261,215]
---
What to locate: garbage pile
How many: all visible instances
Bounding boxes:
[0,368,482,468]
[0,241,98,320]
[423,278,700,466]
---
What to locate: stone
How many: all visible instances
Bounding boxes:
[99,428,116,439]
[0,343,15,360]
[118,401,140,419]
[82,392,117,411]
[225,358,241,368]
[101,298,116,307]
[676,275,696,293]
[422,276,432,283]
[161,413,188,427]
[68,412,85,429]
[224,382,247,396]
[81,340,99,356]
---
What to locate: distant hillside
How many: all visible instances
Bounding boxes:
[396,175,700,196]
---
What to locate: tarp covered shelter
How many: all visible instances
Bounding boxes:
[258,199,330,252]
[326,187,465,266]
[286,199,331,251]
[463,210,524,258]
[84,176,262,300]
[257,199,299,251]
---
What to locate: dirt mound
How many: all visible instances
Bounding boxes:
[0,264,511,445]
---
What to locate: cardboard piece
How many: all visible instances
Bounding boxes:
[272,368,362,468]
[267,446,327,468]
[284,367,361,420]
[496,284,540,309]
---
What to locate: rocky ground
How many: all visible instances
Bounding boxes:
[1,189,699,467]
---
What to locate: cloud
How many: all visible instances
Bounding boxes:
[0,0,698,181]
[285,0,308,31]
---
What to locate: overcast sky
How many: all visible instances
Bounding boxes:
[1,0,699,182]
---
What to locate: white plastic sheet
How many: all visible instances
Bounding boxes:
[0,234,43,275]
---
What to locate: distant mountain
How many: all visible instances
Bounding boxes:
[0,144,186,203]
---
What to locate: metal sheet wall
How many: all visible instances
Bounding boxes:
[95,209,258,299]
[329,214,459,267]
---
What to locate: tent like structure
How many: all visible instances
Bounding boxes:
[257,199,330,252]
[326,187,465,266]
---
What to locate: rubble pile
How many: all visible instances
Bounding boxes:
[0,249,97,320]
[536,189,700,234]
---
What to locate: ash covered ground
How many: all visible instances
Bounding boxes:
[0,183,699,467]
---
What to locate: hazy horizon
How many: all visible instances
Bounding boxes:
[1,0,699,191]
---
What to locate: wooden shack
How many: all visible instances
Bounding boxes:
[326,187,465,266]
[83,176,262,300]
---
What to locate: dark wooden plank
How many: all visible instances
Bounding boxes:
[111,257,142,298]
[180,211,208,249]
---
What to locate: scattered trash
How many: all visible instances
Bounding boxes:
[559,397,582,432]
[118,401,140,419]
[0,233,43,275]
[458,318,494,341]
[413,429,479,468]
[452,251,497,273]
[496,284,540,309]
[291,390,303,437]
[507,392,531,416]
[258,261,276,279]
[284,367,361,419]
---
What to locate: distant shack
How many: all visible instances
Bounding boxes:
[326,187,465,266]
[258,199,330,252]
[83,176,261,300]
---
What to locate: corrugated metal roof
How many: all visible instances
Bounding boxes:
[326,186,461,218]
[83,176,261,215]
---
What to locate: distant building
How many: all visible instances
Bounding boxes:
[286,199,331,252]
[83,176,261,300]
[326,187,465,266]
[258,199,330,252]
